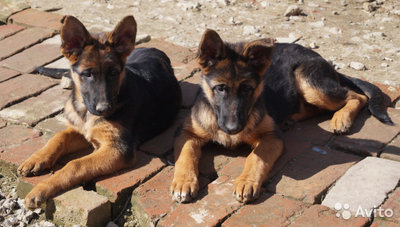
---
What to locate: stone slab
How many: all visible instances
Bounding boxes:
[322,157,400,213]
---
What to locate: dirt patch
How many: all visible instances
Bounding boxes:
[26,0,400,86]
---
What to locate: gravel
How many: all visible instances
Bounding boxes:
[0,188,54,227]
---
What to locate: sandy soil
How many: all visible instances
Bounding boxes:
[25,0,400,87]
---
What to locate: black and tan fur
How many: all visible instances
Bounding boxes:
[171,29,392,203]
[17,15,181,209]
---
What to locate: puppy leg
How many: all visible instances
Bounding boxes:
[330,91,367,133]
[294,62,367,134]
[18,127,91,176]
[171,131,205,203]
[24,122,134,209]
[234,133,283,203]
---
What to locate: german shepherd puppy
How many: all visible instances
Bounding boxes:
[17,15,181,208]
[171,29,392,203]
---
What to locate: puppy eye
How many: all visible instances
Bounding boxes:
[241,84,254,93]
[214,84,227,93]
[80,70,92,78]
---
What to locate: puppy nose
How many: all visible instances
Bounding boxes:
[225,122,240,134]
[96,102,111,114]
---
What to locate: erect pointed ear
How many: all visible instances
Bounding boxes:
[197,29,225,71]
[60,16,92,63]
[243,38,274,75]
[108,15,137,59]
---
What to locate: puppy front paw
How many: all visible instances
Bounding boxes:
[24,184,51,209]
[170,174,199,203]
[18,154,51,177]
[233,176,262,203]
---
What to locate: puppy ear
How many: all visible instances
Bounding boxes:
[243,38,274,75]
[197,29,225,72]
[60,16,92,63]
[108,15,137,59]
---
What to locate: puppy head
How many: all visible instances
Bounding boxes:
[61,15,137,117]
[197,29,274,134]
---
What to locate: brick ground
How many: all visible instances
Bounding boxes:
[0,27,55,60]
[0,85,69,126]
[328,108,400,156]
[48,187,111,227]
[8,8,64,31]
[1,134,51,166]
[0,36,62,73]
[381,135,400,162]
[289,205,369,227]
[132,166,210,226]
[158,176,242,227]
[0,74,57,109]
[0,24,25,40]
[267,146,361,204]
[0,0,29,23]
[96,151,166,216]
[0,67,20,83]
[378,187,400,224]
[0,8,399,227]
[222,194,306,227]
[137,39,196,67]
[0,125,41,151]
[34,115,67,134]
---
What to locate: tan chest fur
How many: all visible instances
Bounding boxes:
[64,98,101,142]
[192,108,275,148]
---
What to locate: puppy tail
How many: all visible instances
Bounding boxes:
[338,73,393,125]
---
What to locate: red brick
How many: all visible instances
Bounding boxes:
[0,67,20,83]
[138,39,196,66]
[180,81,201,109]
[0,125,41,151]
[18,183,111,227]
[290,205,369,227]
[35,115,66,134]
[132,166,210,226]
[271,115,333,178]
[371,220,399,227]
[139,109,189,156]
[380,187,400,224]
[374,82,400,105]
[8,8,64,31]
[158,176,242,227]
[0,27,55,60]
[174,59,200,81]
[0,74,57,109]
[0,36,62,73]
[214,145,251,179]
[0,85,70,126]
[0,0,29,23]
[50,187,111,227]
[0,118,6,129]
[381,135,400,162]
[266,147,362,204]
[329,108,400,156]
[222,194,306,227]
[1,134,51,166]
[0,24,25,40]
[96,151,166,214]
